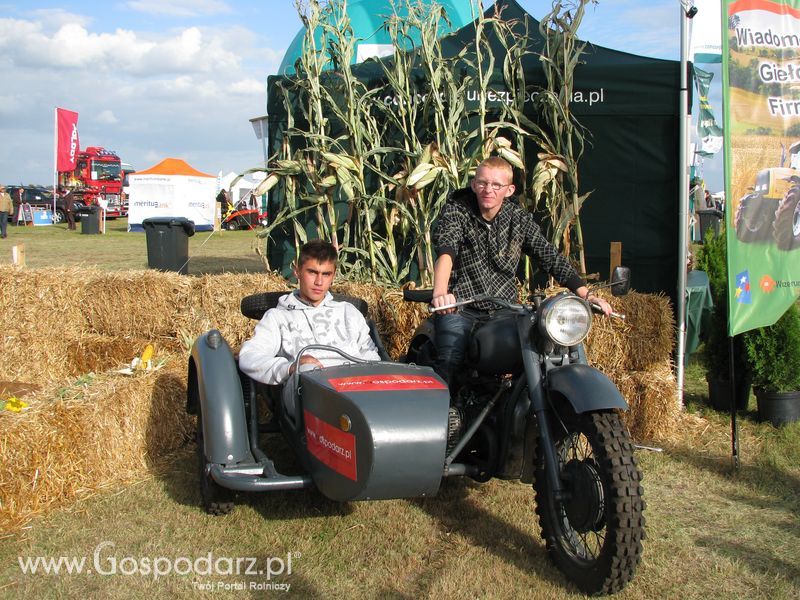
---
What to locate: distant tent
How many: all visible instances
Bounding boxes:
[128,158,216,232]
[267,0,681,304]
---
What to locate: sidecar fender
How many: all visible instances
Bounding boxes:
[188,330,255,466]
[546,363,629,413]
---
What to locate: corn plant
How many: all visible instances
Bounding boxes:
[528,0,596,275]
[256,0,594,287]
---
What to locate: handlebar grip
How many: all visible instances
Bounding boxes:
[590,302,626,321]
[403,289,433,303]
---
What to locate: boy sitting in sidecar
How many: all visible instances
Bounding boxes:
[238,240,381,415]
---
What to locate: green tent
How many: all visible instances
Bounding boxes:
[278,0,477,75]
[267,0,681,304]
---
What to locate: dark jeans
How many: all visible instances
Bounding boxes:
[434,310,483,392]
[0,212,7,238]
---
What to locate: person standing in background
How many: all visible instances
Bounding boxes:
[62,189,76,230]
[0,185,13,238]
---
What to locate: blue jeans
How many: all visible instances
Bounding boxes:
[434,310,481,390]
[0,212,7,238]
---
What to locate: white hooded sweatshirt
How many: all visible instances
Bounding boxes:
[238,291,380,385]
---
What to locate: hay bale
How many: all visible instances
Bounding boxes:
[190,271,288,349]
[0,360,191,531]
[65,335,182,376]
[332,282,427,360]
[82,270,196,338]
[0,266,90,381]
[612,362,680,442]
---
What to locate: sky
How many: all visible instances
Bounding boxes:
[0,0,723,190]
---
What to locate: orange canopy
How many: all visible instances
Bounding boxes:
[134,158,214,178]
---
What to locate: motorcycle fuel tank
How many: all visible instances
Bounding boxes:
[298,362,450,501]
[468,311,522,375]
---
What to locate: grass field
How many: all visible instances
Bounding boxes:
[1,218,267,274]
[1,223,799,599]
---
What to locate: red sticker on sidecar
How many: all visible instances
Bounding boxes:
[304,410,357,481]
[327,374,447,392]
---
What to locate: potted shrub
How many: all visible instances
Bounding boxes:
[744,303,800,426]
[694,228,751,410]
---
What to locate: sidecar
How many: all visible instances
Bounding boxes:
[186,292,451,513]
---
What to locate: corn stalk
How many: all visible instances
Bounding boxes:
[258,0,593,286]
[529,0,596,275]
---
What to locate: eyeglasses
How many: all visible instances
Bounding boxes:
[473,180,511,191]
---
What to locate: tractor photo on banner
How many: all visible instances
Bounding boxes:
[722,0,800,336]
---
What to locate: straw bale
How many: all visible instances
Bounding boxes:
[0,266,91,381]
[582,290,674,373]
[611,361,680,442]
[190,271,288,349]
[0,360,191,531]
[66,335,181,376]
[82,270,196,338]
[331,282,428,360]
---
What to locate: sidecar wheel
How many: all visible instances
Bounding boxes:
[533,411,645,595]
[196,410,235,515]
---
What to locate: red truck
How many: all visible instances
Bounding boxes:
[58,146,127,217]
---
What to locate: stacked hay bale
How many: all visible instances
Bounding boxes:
[583,290,678,440]
[0,266,677,531]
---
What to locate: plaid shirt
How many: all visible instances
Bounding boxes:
[434,187,584,309]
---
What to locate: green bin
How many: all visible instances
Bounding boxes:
[78,205,100,235]
[142,217,195,275]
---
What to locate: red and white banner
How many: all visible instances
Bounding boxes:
[304,410,357,481]
[327,374,447,392]
[55,108,80,171]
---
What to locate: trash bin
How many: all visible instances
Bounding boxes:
[697,209,723,243]
[142,217,195,275]
[78,205,100,235]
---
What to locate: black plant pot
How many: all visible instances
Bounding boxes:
[706,375,751,412]
[755,388,800,427]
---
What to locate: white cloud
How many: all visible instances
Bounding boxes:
[126,0,232,18]
[0,20,241,76]
[97,110,118,124]
[0,10,285,184]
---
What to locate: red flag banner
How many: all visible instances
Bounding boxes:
[56,108,80,171]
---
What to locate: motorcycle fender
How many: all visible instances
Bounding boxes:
[189,330,255,466]
[546,363,629,413]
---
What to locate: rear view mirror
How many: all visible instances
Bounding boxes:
[611,266,631,297]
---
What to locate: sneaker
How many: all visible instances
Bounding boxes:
[446,406,463,455]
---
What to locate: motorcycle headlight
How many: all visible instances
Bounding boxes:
[538,295,592,346]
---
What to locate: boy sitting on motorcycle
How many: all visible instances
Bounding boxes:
[430,156,612,388]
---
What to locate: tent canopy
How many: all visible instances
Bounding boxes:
[135,158,213,178]
[267,0,681,304]
[128,158,216,232]
[278,0,478,74]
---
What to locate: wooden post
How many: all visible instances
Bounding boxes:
[609,242,622,277]
[11,244,25,267]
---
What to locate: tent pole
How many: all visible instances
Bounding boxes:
[676,2,693,406]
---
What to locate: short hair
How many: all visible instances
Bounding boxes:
[477,156,514,181]
[298,239,338,267]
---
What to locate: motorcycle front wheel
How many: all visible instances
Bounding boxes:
[533,410,645,596]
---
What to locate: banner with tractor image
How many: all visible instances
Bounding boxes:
[722,0,800,336]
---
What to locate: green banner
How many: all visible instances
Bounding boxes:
[694,67,724,156]
[722,0,800,336]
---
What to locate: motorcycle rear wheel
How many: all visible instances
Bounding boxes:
[533,411,645,595]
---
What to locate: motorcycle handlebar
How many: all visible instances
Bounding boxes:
[402,289,433,303]
[404,289,625,320]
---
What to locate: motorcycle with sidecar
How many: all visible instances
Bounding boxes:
[187,267,645,595]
